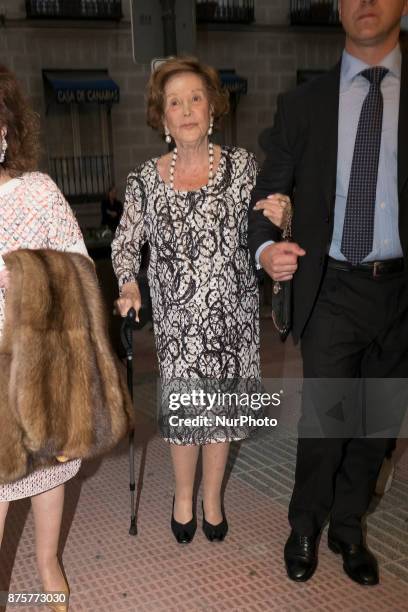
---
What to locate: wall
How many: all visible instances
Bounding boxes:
[255,0,290,24]
[1,17,155,204]
[1,1,291,23]
[0,1,345,218]
[197,29,344,156]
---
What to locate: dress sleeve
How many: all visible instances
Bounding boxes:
[247,151,259,190]
[247,94,295,262]
[111,170,147,291]
[46,178,87,255]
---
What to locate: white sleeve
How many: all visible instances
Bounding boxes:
[66,238,89,257]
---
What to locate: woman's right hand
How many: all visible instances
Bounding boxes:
[253,193,292,229]
[0,268,9,290]
[115,281,142,322]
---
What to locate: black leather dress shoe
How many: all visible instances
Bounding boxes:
[171,496,197,544]
[284,530,318,582]
[328,534,379,586]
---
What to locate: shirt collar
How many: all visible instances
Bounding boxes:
[341,44,401,87]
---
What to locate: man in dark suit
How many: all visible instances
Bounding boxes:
[248,0,408,586]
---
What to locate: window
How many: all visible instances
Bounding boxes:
[26,0,122,20]
[196,1,255,24]
[43,70,119,203]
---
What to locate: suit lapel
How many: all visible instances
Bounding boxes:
[312,61,341,212]
[398,53,408,196]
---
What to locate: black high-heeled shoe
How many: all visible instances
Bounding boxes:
[171,496,197,544]
[202,501,228,542]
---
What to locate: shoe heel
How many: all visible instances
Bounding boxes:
[328,537,341,555]
[46,584,69,611]
[44,569,69,612]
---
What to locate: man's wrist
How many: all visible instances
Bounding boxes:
[255,241,275,270]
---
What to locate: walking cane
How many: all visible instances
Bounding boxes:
[120,307,138,535]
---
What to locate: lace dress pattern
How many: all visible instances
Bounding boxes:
[112,147,261,445]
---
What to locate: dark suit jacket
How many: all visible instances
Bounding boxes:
[248,52,408,343]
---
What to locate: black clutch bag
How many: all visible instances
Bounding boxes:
[271,206,292,342]
[272,279,291,342]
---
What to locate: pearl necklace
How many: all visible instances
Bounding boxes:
[169,142,214,191]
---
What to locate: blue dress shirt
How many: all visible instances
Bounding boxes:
[256,44,402,265]
[330,45,402,261]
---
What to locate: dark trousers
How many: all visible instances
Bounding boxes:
[288,264,408,543]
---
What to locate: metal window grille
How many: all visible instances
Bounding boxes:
[49,154,113,203]
[290,1,340,26]
[196,1,255,24]
[26,0,122,20]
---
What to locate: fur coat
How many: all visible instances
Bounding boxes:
[0,249,134,484]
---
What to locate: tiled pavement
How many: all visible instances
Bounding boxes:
[0,319,407,611]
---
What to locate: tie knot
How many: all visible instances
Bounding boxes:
[361,66,389,86]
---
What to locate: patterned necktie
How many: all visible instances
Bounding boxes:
[341,66,389,264]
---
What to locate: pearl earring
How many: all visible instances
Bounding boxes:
[165,129,171,144]
[0,129,7,164]
[208,119,214,136]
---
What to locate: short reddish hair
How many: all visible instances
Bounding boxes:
[146,56,230,135]
[0,65,40,177]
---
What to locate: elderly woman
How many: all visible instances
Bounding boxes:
[112,56,288,544]
[0,66,87,611]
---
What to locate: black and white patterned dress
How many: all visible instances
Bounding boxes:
[112,146,260,444]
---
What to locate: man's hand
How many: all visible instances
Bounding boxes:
[259,242,306,281]
[115,281,142,322]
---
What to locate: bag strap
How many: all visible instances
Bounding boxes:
[281,203,293,241]
[271,202,293,337]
